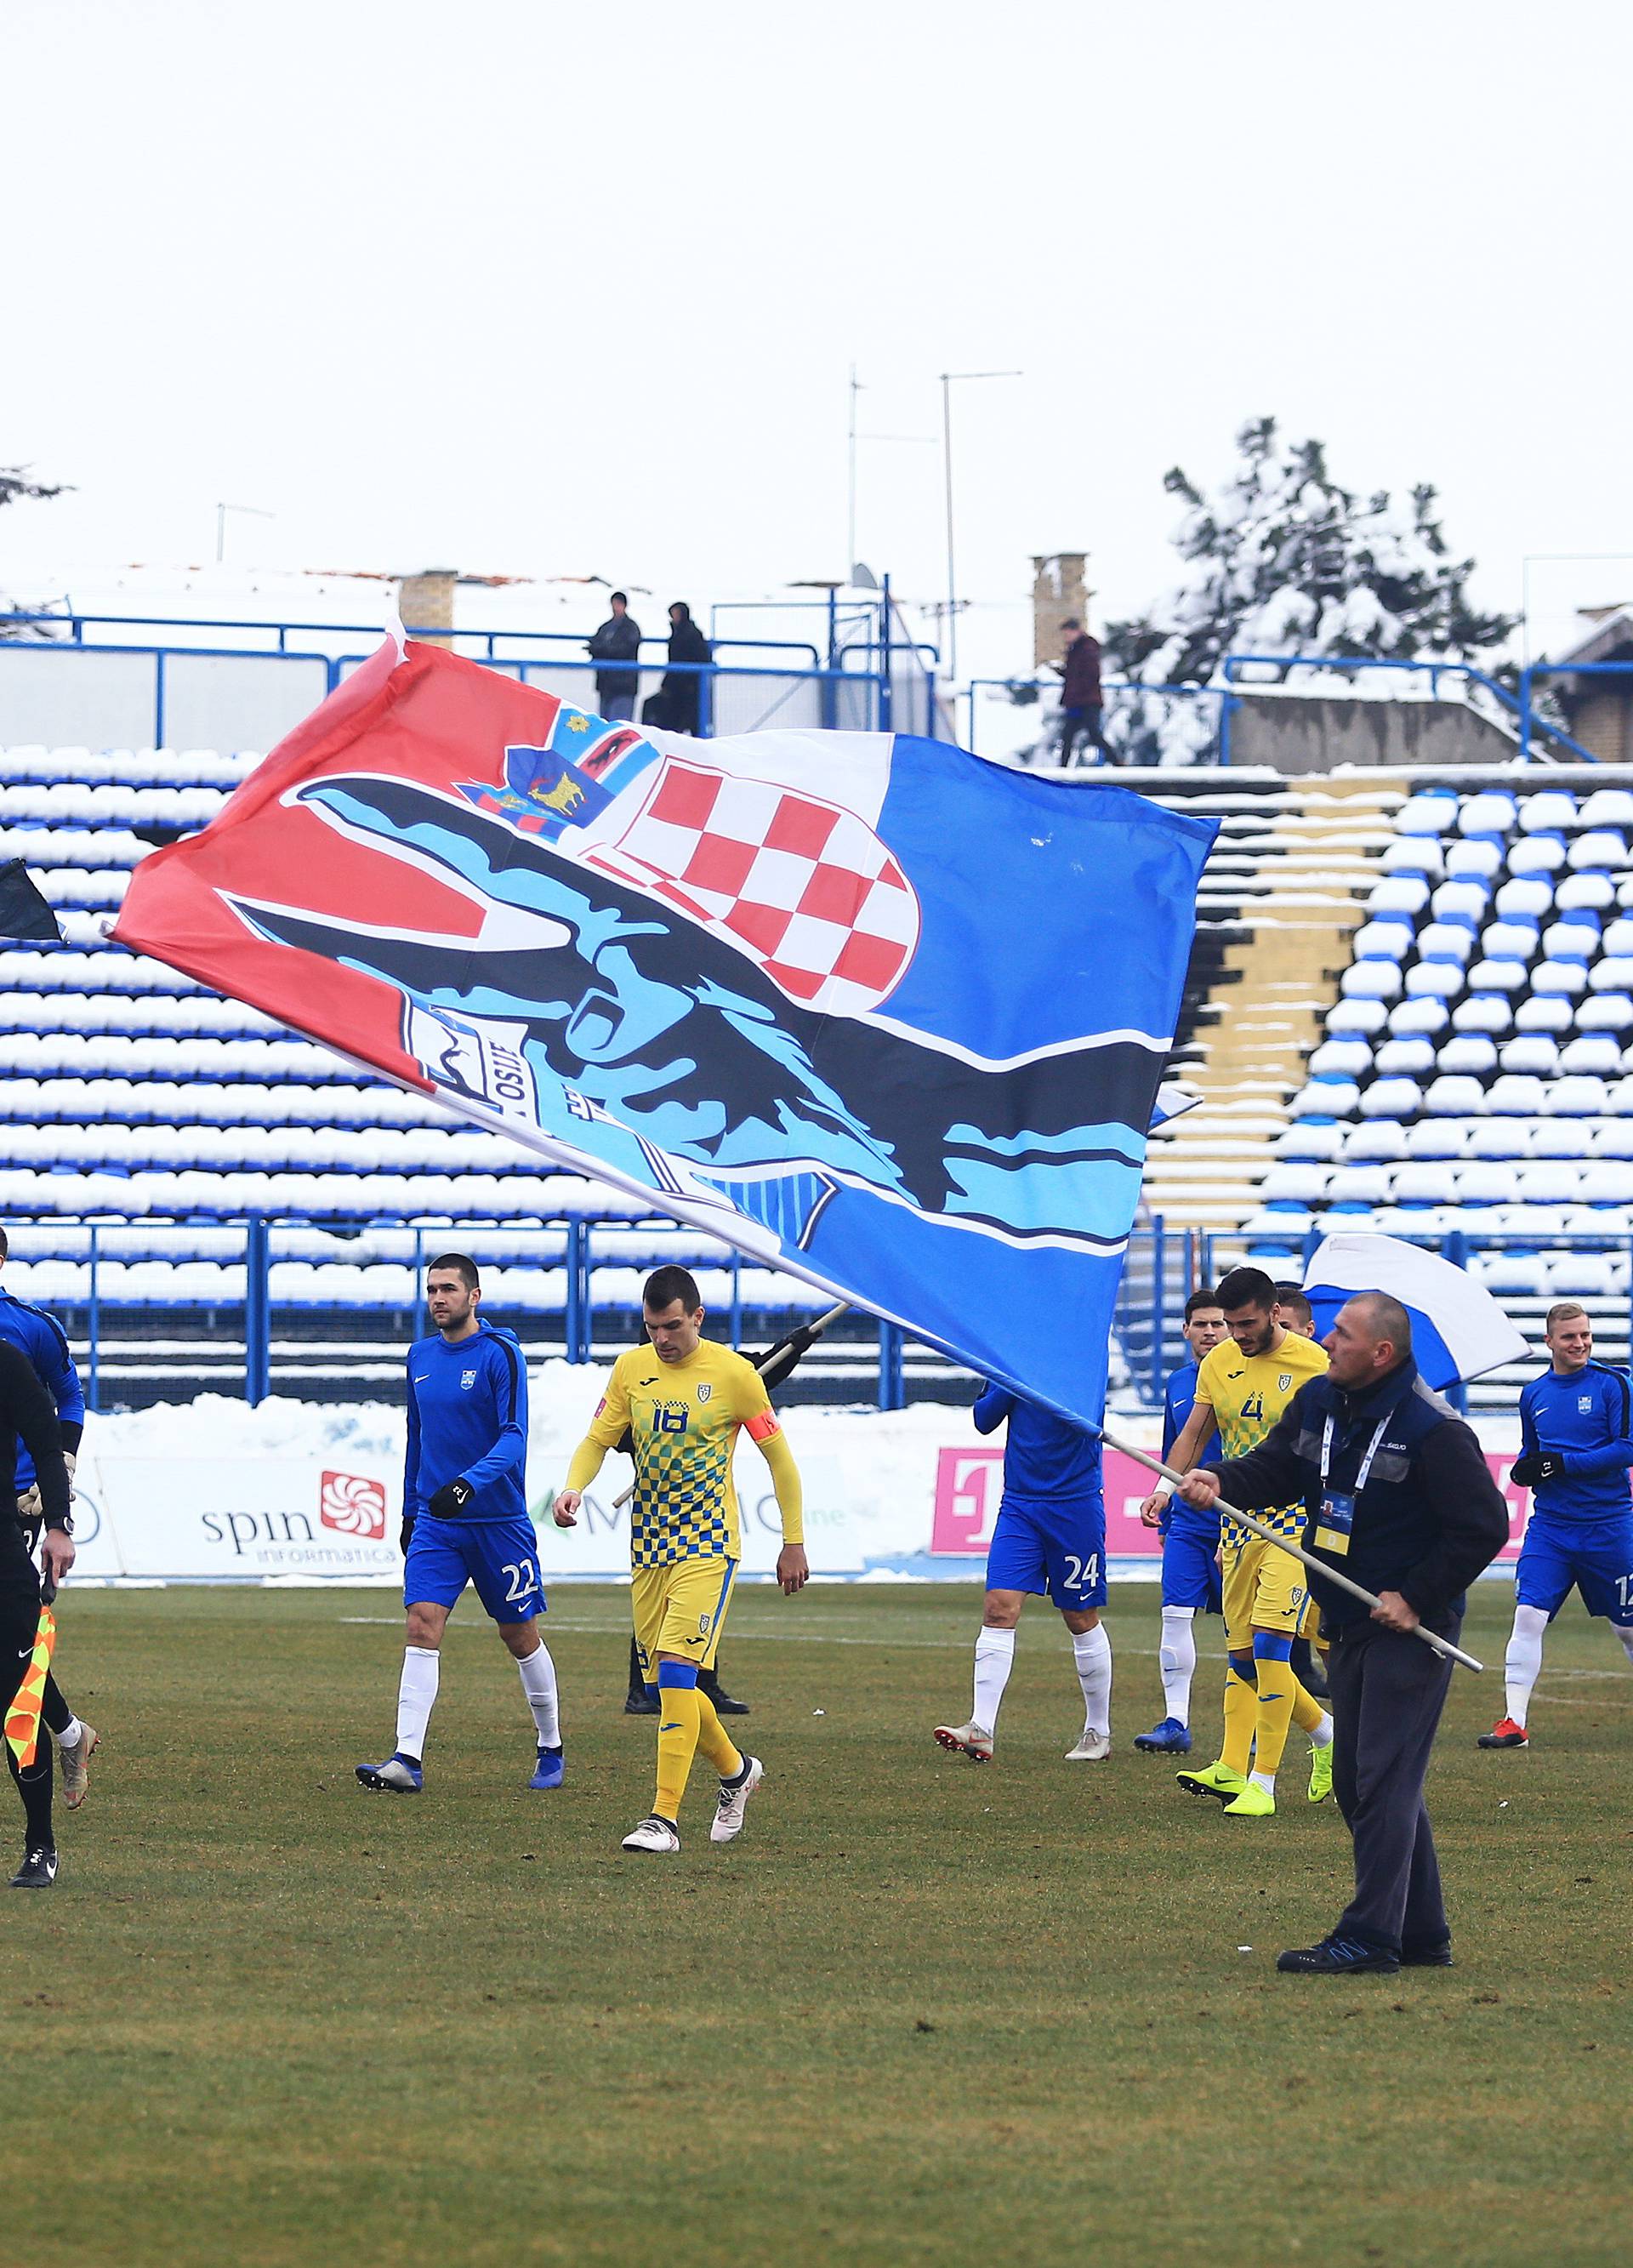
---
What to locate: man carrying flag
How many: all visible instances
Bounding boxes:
[0,1339,75,1888]
[554,1266,808,1855]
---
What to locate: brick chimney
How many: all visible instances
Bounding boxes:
[1032,552,1089,670]
[396,568,458,647]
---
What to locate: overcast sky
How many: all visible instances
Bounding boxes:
[5,0,1631,683]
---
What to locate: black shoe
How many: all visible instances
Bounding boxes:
[703,1684,750,1717]
[623,1689,660,1716]
[9,1845,59,1889]
[1401,1941,1454,1969]
[1276,1935,1399,1975]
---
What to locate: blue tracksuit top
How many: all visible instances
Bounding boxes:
[1518,1362,1633,1527]
[0,1285,86,1490]
[1163,1360,1221,1466]
[973,1383,1101,1502]
[404,1322,529,1524]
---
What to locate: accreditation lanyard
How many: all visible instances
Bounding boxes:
[1314,1399,1401,1557]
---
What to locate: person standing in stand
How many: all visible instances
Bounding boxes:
[1056,618,1109,766]
[587,591,643,722]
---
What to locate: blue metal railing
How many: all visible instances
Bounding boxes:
[964,677,1235,762]
[1221,652,1604,766]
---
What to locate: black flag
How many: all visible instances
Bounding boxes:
[0,860,61,944]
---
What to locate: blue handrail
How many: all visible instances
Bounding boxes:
[1221,652,1605,766]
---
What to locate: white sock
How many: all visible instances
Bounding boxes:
[1072,1622,1112,1734]
[1249,1769,1276,1797]
[1505,1604,1548,1728]
[395,1644,441,1761]
[54,1714,83,1748]
[517,1641,561,1747]
[1311,1711,1333,1747]
[1158,1606,1197,1725]
[972,1627,1016,1733]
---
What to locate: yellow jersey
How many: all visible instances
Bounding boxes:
[574,1339,789,1568]
[1196,1330,1329,1542]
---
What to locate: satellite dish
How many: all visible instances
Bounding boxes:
[851,561,879,590]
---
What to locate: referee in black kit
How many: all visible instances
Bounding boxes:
[0,1340,76,1887]
[1175,1291,1510,1976]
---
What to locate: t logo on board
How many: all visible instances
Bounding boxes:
[320,1471,388,1539]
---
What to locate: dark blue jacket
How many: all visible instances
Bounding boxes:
[1209,1355,1510,1633]
[973,1383,1101,1503]
[0,1286,86,1490]
[404,1322,529,1524]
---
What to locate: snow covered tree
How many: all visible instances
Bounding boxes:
[1100,418,1513,765]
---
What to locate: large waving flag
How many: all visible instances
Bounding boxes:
[114,634,1215,1427]
[1303,1232,1530,1390]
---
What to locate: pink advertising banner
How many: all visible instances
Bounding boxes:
[930,1446,1530,1560]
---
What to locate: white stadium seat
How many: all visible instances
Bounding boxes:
[1516,790,1577,835]
[1479,921,1539,961]
[1424,1074,1488,1117]
[1404,961,1460,999]
[1465,957,1528,994]
[1396,790,1460,835]
[1555,871,1615,912]
[1533,960,1588,996]
[1590,954,1633,993]
[1415,921,1476,964]
[1351,920,1414,960]
[1260,1164,1331,1204]
[1373,1036,1437,1077]
[1344,1120,1409,1163]
[1343,961,1403,1000]
[1367,875,1431,917]
[1495,876,1554,920]
[1561,1035,1623,1076]
[1458,789,1517,837]
[1358,1076,1422,1120]
[1569,829,1629,871]
[1457,1161,1520,1205]
[1327,1000,1389,1036]
[1393,1161,1459,1205]
[1580,1160,1633,1203]
[1444,838,1503,880]
[1551,1075,1611,1115]
[1451,994,1512,1034]
[1308,1039,1374,1079]
[1499,1035,1560,1076]
[1529,1119,1585,1159]
[1516,1161,1582,1205]
[1540,919,1599,960]
[1508,835,1566,875]
[1431,880,1489,926]
[1277,1121,1346,1162]
[1466,1120,1527,1160]
[1380,835,1444,879]
[1579,787,1633,831]
[1405,1119,1467,1160]
[1513,994,1573,1034]
[1387,997,1449,1036]
[1290,1079,1361,1118]
[1437,1035,1498,1075]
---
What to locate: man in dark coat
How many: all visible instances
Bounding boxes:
[587,591,643,721]
[1057,618,1109,766]
[1175,1292,1511,1975]
[642,601,713,736]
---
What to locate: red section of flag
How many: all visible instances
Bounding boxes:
[113,639,566,1091]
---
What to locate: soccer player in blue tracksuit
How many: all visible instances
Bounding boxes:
[356,1254,564,1794]
[0,1233,100,1809]
[1481,1300,1633,1750]
[933,1382,1111,1764]
[1133,1287,1227,1754]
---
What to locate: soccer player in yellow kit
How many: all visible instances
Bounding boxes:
[1153,1267,1334,1817]
[555,1264,808,1855]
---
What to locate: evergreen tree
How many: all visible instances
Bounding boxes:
[1099,418,1512,765]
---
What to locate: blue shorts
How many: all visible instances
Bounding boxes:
[986,1491,1107,1611]
[1159,1512,1222,1615]
[405,1514,545,1624]
[1516,1517,1633,1627]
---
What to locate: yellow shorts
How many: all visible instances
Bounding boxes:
[1221,1530,1313,1652]
[631,1553,738,1679]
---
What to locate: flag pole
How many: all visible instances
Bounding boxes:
[1101,1425,1485,1674]
[610,1302,851,1512]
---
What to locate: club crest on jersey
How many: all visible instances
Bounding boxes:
[697,1382,712,1402]
[461,1369,477,1389]
[1579,1393,1593,1412]
[1277,1373,1292,1392]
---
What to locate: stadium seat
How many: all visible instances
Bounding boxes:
[1430,880,1489,926]
[1260,1164,1331,1205]
[1367,875,1431,917]
[1344,1120,1409,1163]
[1561,1035,1624,1076]
[1466,957,1528,994]
[1379,837,1444,879]
[1392,1161,1459,1205]
[1437,1035,1498,1076]
[1396,789,1460,835]
[1423,1074,1488,1117]
[1513,994,1572,1034]
[1456,1161,1520,1205]
[1404,961,1460,999]
[1551,1075,1612,1115]
[1529,1119,1586,1159]
[1358,1076,1421,1121]
[1373,1035,1437,1077]
[1277,1120,1346,1162]
[1487,1074,1548,1117]
[1533,960,1588,996]
[1556,872,1616,913]
[1540,923,1597,962]
[1450,993,1512,1035]
[1516,1161,1582,1205]
[1351,919,1414,960]
[1570,829,1629,871]
[1590,1121,1633,1158]
[1579,787,1633,831]
[1326,1000,1389,1037]
[1590,954,1633,993]
[1387,997,1449,1037]
[1444,838,1503,880]
[1508,835,1567,875]
[1404,1119,1466,1160]
[1516,790,1577,835]
[1580,1160,1633,1204]
[1499,1035,1560,1077]
[1479,920,1539,961]
[1494,876,1554,920]
[1603,917,1633,958]
[1307,1038,1374,1080]
[1473,1250,1550,1296]
[1465,1118,1526,1160]
[1458,789,1517,838]
[1415,921,1476,964]
[1326,1164,1394,1207]
[1342,961,1403,1000]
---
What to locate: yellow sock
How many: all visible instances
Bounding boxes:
[1220,1658,1256,1775]
[1251,1639,1299,1779]
[694,1690,743,1782]
[655,1678,702,1821]
[1291,1678,1327,1736]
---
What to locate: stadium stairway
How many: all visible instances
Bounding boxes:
[1123,769,1399,1232]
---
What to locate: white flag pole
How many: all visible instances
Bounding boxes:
[1101,1425,1485,1674]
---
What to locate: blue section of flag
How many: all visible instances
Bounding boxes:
[1305,1283,1459,1392]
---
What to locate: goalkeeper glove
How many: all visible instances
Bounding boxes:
[428,1478,475,1518]
[1511,1453,1562,1488]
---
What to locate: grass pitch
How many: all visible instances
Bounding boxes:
[3,1583,1630,2267]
